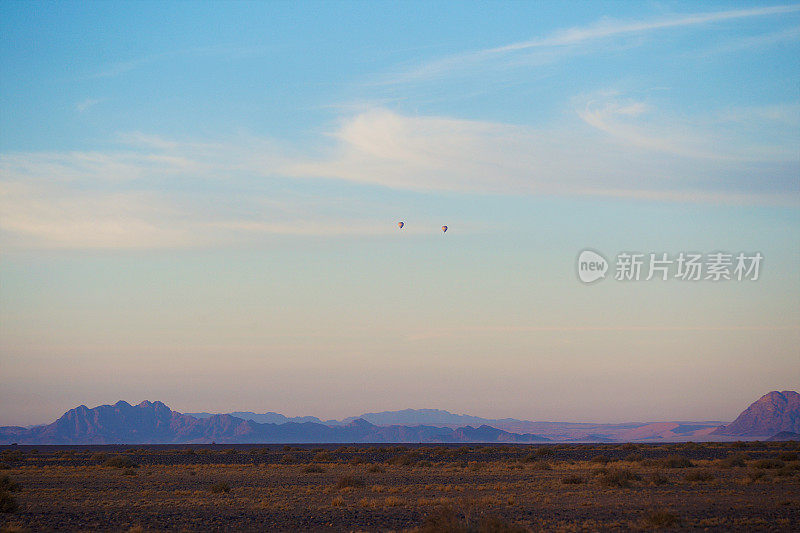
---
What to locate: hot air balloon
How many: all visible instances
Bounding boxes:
[441,225,448,233]
[397,221,404,229]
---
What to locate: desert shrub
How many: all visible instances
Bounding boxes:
[776,466,796,477]
[534,447,554,457]
[90,452,107,462]
[747,470,766,482]
[753,458,784,469]
[625,453,644,462]
[598,468,641,488]
[590,454,611,464]
[0,463,8,470]
[223,448,238,455]
[280,454,299,464]
[367,464,385,473]
[643,509,679,528]
[648,472,669,485]
[102,455,138,468]
[313,451,332,462]
[0,476,20,493]
[348,455,364,465]
[778,452,798,461]
[387,453,416,466]
[684,470,714,482]
[418,507,463,532]
[210,481,231,493]
[417,506,526,533]
[562,475,583,484]
[530,460,552,470]
[662,455,693,468]
[417,460,432,468]
[0,451,23,463]
[335,475,365,489]
[282,445,292,452]
[121,468,137,476]
[720,454,747,467]
[303,465,325,473]
[621,443,638,451]
[0,490,18,513]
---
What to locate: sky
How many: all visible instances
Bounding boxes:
[0,1,798,426]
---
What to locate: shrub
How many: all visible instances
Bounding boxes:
[0,476,20,493]
[387,453,416,466]
[90,452,107,462]
[590,454,611,464]
[367,464,385,473]
[662,455,693,468]
[280,454,299,464]
[313,451,332,462]
[534,447,554,457]
[102,455,138,469]
[643,509,679,528]
[753,458,784,469]
[0,490,18,513]
[720,454,747,467]
[418,507,527,533]
[598,468,641,488]
[0,451,23,463]
[625,453,644,462]
[684,470,714,482]
[121,468,137,476]
[747,470,766,483]
[562,475,583,484]
[648,472,669,485]
[304,465,325,473]
[335,475,365,489]
[210,481,231,493]
[779,452,798,461]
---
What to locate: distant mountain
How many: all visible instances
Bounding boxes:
[712,391,800,436]
[0,401,549,445]
[344,409,493,427]
[187,412,340,426]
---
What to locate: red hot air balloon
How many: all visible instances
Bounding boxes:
[441,225,448,233]
[397,221,404,229]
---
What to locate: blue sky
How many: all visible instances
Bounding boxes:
[1,1,798,425]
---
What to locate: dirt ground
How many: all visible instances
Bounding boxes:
[1,441,798,531]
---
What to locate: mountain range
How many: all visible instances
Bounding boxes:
[1,390,797,445]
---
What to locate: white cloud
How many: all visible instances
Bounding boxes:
[289,107,798,200]
[1,102,797,250]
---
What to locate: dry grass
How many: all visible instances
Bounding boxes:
[1,442,799,531]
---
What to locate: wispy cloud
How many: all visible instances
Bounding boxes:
[379,4,800,85]
[84,44,270,79]
[75,98,101,113]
